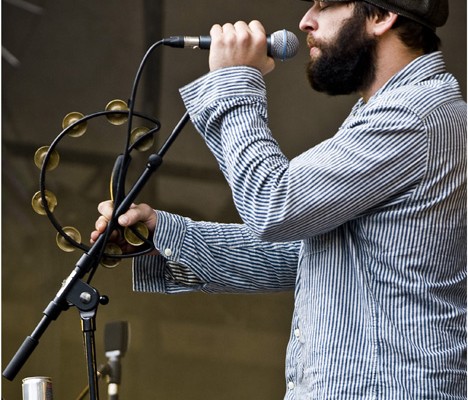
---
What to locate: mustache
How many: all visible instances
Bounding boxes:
[307,34,321,49]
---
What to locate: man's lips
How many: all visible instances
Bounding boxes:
[307,36,320,58]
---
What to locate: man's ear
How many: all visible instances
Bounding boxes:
[370,12,399,36]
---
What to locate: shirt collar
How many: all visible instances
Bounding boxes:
[352,51,448,111]
[374,51,447,95]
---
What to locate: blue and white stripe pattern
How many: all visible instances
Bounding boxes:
[133,51,466,399]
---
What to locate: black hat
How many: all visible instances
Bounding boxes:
[306,0,449,30]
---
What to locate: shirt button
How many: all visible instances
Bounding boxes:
[164,248,173,257]
[288,381,295,390]
[294,328,301,339]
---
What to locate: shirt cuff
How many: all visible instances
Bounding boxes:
[179,66,266,118]
[132,254,167,293]
[132,210,189,293]
[152,210,187,262]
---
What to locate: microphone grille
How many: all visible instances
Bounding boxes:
[270,30,299,61]
[104,321,129,355]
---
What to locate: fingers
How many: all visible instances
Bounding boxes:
[117,203,139,226]
[248,20,266,36]
[95,201,152,227]
[90,200,113,243]
[90,201,157,246]
[211,21,263,49]
[208,20,275,75]
[95,215,109,233]
[211,20,265,38]
[117,203,156,231]
[97,200,114,220]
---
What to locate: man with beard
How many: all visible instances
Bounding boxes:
[92,1,466,398]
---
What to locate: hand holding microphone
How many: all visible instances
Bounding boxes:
[208,21,277,75]
[163,20,299,75]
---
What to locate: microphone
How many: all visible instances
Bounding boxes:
[104,321,129,400]
[162,29,299,61]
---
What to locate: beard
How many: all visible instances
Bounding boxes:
[306,11,378,96]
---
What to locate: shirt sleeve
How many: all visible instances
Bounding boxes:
[133,210,299,294]
[180,67,427,242]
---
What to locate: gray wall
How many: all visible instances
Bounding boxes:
[2,1,466,399]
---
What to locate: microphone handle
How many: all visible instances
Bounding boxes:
[163,35,272,56]
[189,36,211,50]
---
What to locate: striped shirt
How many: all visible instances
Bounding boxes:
[133,51,466,399]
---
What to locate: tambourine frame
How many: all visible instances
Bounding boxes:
[37,108,161,260]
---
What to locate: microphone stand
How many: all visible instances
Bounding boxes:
[76,363,112,400]
[2,111,190,400]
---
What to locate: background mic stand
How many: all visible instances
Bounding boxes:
[2,111,190,398]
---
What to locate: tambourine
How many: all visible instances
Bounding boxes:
[31,99,161,268]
